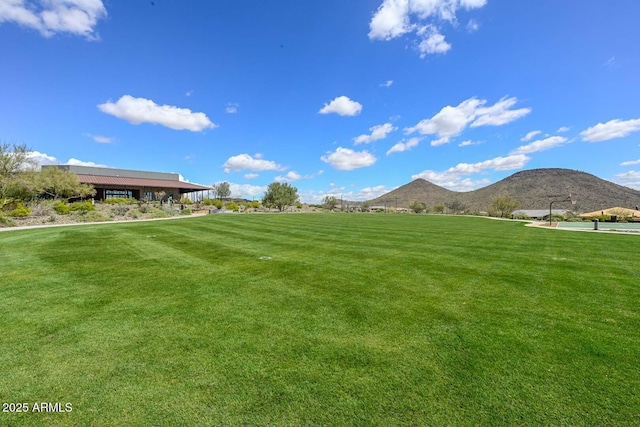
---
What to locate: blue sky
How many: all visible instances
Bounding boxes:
[2,0,640,203]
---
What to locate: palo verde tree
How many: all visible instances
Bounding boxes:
[409,201,427,213]
[490,196,521,218]
[211,182,231,200]
[262,182,299,212]
[0,143,36,199]
[323,195,339,210]
[36,166,96,200]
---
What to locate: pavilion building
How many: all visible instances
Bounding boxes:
[43,165,211,201]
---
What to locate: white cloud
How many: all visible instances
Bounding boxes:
[26,151,107,168]
[511,136,569,155]
[357,185,392,200]
[406,96,530,145]
[26,150,58,166]
[226,183,267,199]
[225,102,239,114]
[411,154,529,190]
[580,118,640,142]
[615,171,640,190]
[185,90,193,97]
[603,56,617,68]
[417,25,451,56]
[223,154,285,173]
[620,159,640,166]
[387,137,420,155]
[66,158,107,167]
[466,19,479,32]
[84,133,114,144]
[274,171,302,183]
[458,139,482,147]
[521,130,541,142]
[471,97,532,127]
[320,147,377,170]
[98,95,217,132]
[354,123,396,144]
[0,0,107,39]
[380,80,394,87]
[244,173,259,179]
[368,0,487,57]
[318,96,363,116]
[368,0,411,41]
[557,126,570,133]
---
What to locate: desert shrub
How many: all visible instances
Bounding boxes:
[1,198,20,212]
[151,210,169,218]
[162,206,180,216]
[69,201,95,213]
[30,202,53,217]
[212,199,223,209]
[54,202,70,215]
[0,214,16,227]
[138,204,151,213]
[181,208,193,215]
[434,205,444,214]
[104,198,137,204]
[73,211,112,223]
[10,205,31,217]
[225,202,238,212]
[113,205,129,216]
[202,198,214,206]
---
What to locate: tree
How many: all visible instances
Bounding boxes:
[36,167,96,200]
[0,143,36,199]
[490,196,520,218]
[0,143,34,178]
[445,200,466,214]
[262,182,299,212]
[323,195,339,210]
[409,201,427,213]
[212,182,231,200]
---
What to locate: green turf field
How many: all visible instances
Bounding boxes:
[1,214,639,426]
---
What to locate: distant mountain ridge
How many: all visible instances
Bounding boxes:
[366,168,640,213]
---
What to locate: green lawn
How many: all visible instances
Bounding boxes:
[1,214,639,426]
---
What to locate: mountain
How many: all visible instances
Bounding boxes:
[367,178,455,209]
[366,168,640,213]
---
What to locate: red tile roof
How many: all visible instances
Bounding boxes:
[76,175,210,192]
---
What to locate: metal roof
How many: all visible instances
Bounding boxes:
[77,174,210,192]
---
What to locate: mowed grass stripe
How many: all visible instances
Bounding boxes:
[0,214,639,426]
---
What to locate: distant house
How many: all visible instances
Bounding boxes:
[513,209,569,220]
[43,165,210,201]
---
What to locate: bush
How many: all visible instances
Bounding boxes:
[138,204,150,214]
[212,199,224,209]
[113,205,129,216]
[181,208,192,215]
[73,211,112,223]
[54,202,70,215]
[30,202,53,217]
[10,205,31,217]
[162,206,180,216]
[202,198,214,206]
[0,214,16,227]
[69,201,95,213]
[225,202,238,212]
[104,198,137,204]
